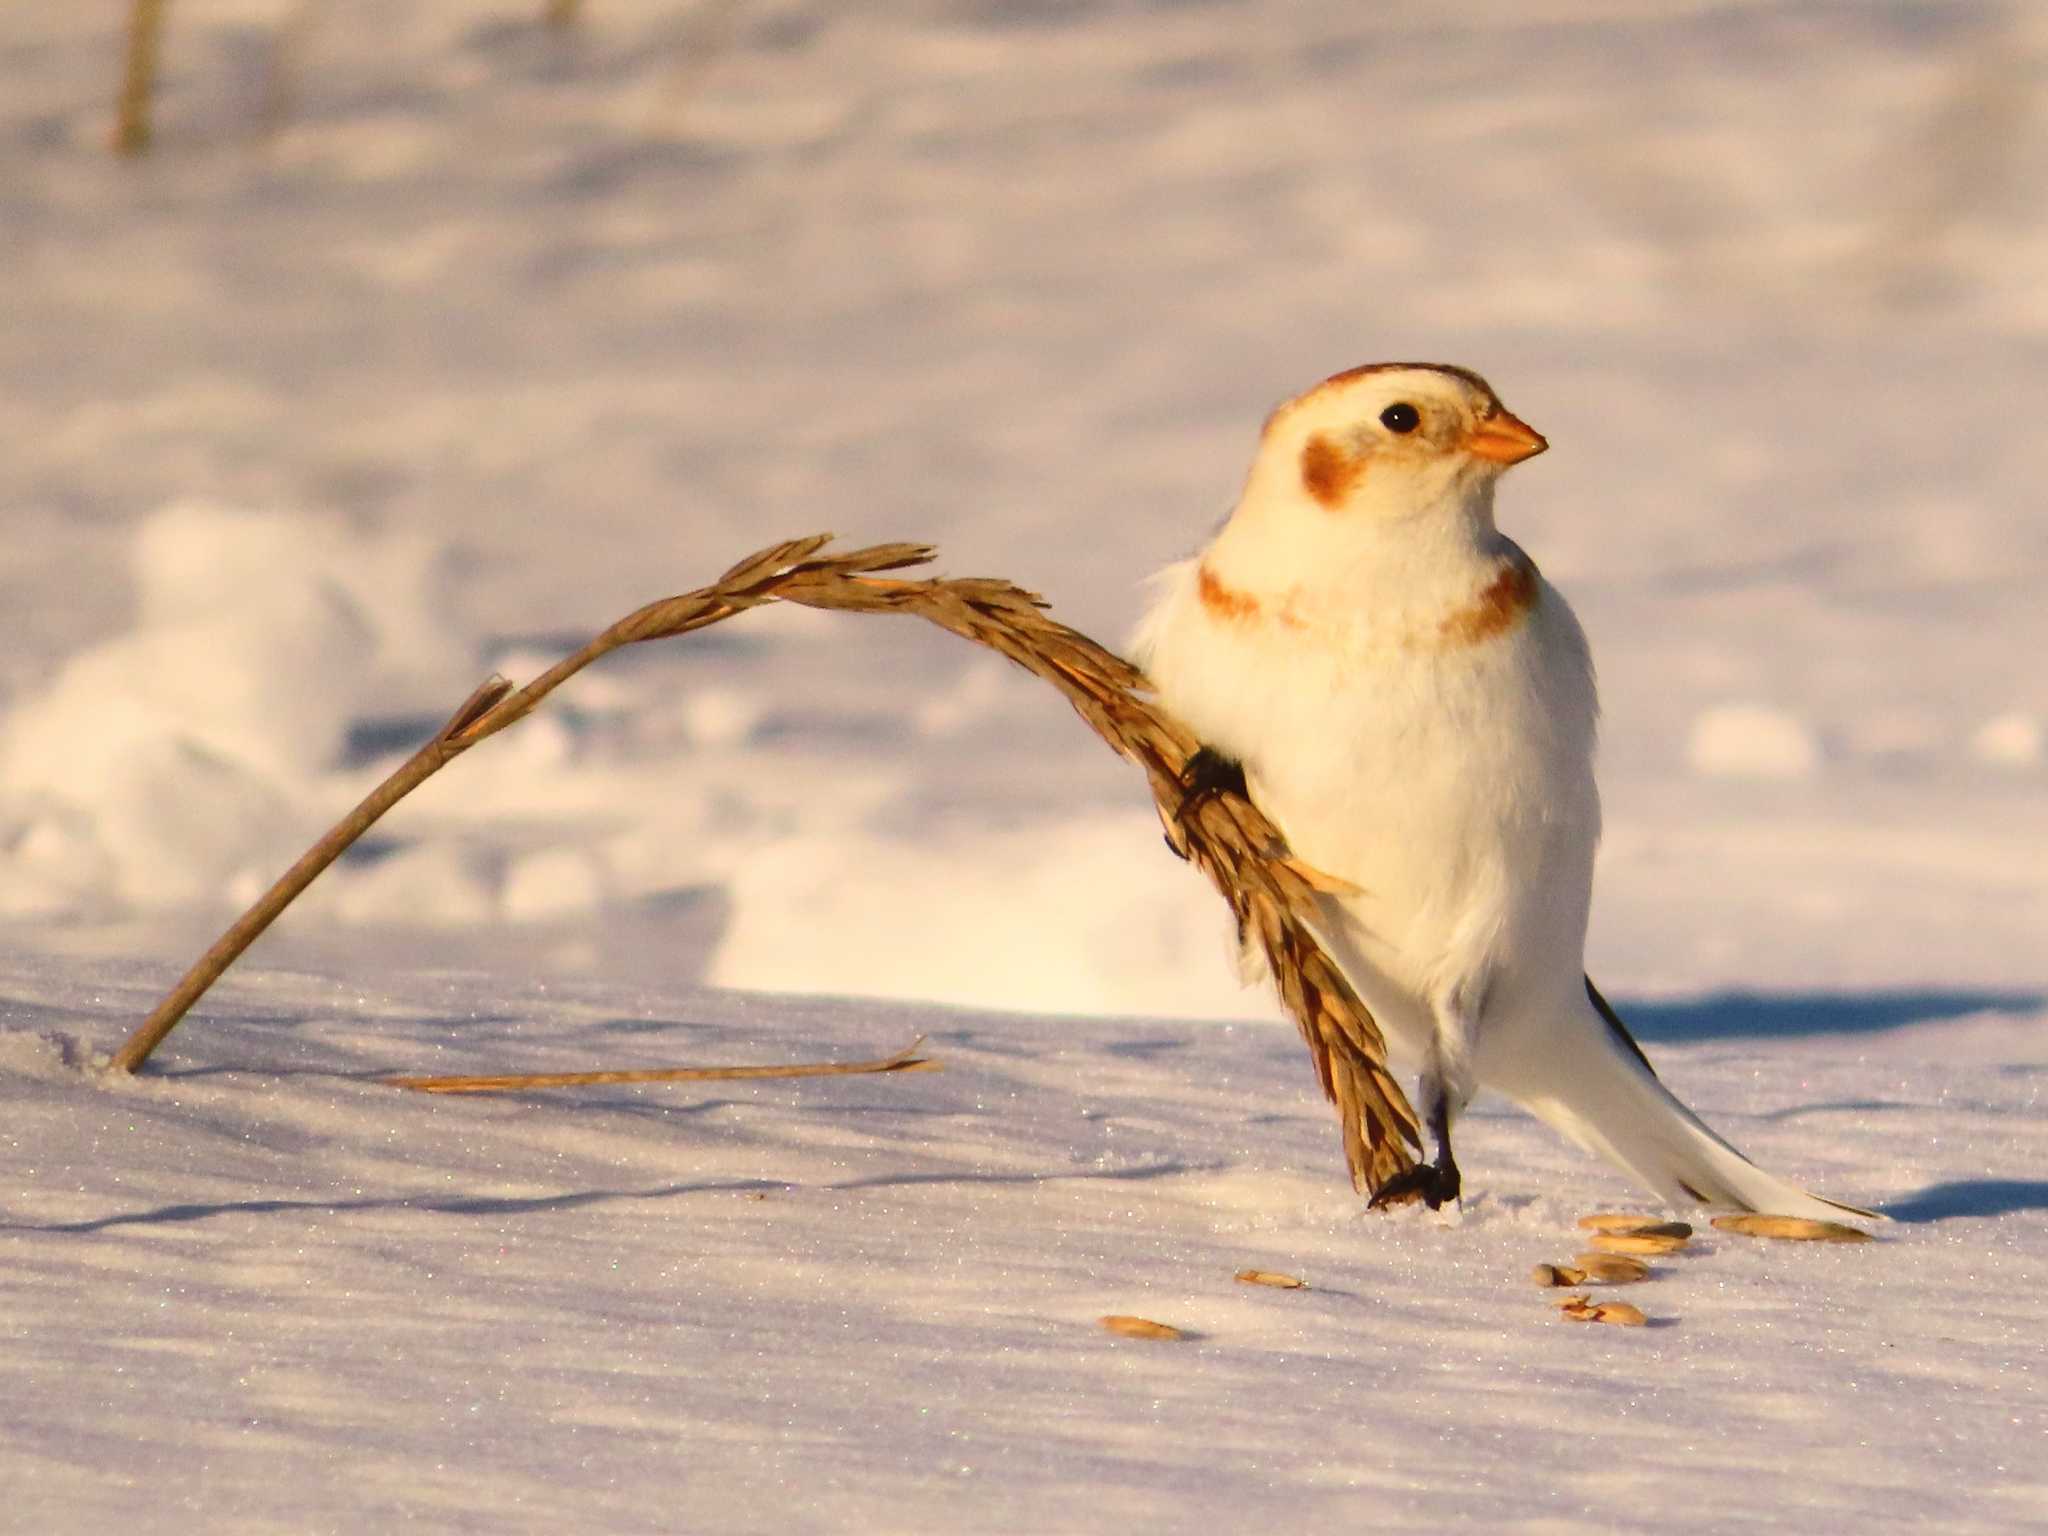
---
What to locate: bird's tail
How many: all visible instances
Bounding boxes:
[1504,983,1880,1222]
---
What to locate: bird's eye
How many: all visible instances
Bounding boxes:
[1379,402,1420,434]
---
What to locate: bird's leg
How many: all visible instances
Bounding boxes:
[1421,1082,1462,1207]
[1164,745,1249,859]
[1369,1071,1463,1210]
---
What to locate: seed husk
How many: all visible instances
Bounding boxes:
[1548,1291,1595,1310]
[1556,1294,1649,1327]
[1531,1263,1588,1288]
[1587,1301,1648,1327]
[1099,1314,1184,1341]
[1577,1212,1663,1232]
[1235,1269,1306,1289]
[1572,1252,1651,1284]
[1586,1230,1690,1256]
[1577,1214,1692,1238]
[1711,1214,1874,1243]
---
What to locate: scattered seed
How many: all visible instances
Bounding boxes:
[1531,1263,1588,1288]
[1711,1214,1874,1243]
[1588,1301,1648,1327]
[1548,1291,1595,1309]
[1586,1230,1689,1256]
[1099,1315,1184,1341]
[1235,1269,1306,1289]
[1572,1253,1652,1284]
[1578,1214,1692,1238]
[1578,1212,1662,1232]
[1556,1294,1649,1327]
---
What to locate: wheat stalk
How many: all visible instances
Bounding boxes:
[112,536,1421,1197]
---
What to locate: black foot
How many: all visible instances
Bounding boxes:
[1165,746,1249,860]
[1181,745,1247,815]
[1370,1082,1463,1210]
[1368,1155,1462,1211]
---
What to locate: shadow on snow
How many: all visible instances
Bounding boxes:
[2,1159,1205,1236]
[1881,1179,2048,1223]
[1608,987,2042,1042]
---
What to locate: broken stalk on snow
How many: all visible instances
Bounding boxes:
[387,1036,937,1094]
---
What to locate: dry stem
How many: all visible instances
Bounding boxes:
[114,535,1421,1196]
[388,1036,937,1094]
[113,0,168,155]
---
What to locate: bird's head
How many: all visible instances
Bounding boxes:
[1241,362,1546,531]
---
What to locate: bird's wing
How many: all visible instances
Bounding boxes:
[1584,975,1659,1079]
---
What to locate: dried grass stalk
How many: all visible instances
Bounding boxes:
[113,0,168,155]
[772,551,1423,1194]
[115,535,1420,1196]
[387,1036,936,1094]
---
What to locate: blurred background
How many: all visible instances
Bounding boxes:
[1,0,2043,1019]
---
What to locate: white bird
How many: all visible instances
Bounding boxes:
[1135,362,1873,1220]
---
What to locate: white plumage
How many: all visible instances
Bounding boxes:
[1136,362,1871,1219]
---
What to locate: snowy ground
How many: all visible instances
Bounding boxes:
[3,959,2044,1533]
[3,0,2045,1529]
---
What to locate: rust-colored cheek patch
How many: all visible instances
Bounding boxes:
[1299,433,1366,508]
[1439,559,1538,647]
[1197,563,1262,623]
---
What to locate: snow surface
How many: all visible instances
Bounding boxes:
[3,0,2046,1529]
[0,958,2039,1531]
[3,958,2045,1533]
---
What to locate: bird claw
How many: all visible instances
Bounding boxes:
[1163,746,1250,861]
[1368,1157,1462,1212]
[1178,745,1248,818]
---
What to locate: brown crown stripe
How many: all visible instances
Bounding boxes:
[1439,558,1538,647]
[1300,433,1367,508]
[1316,360,1497,396]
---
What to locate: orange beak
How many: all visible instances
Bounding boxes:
[1464,410,1548,466]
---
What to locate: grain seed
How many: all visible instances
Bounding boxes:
[1710,1214,1874,1243]
[1235,1269,1307,1289]
[1572,1253,1652,1284]
[1586,1231,1689,1257]
[1099,1315,1185,1341]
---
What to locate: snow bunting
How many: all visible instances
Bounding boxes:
[1135,362,1872,1219]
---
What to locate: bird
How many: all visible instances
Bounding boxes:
[1133,361,1873,1220]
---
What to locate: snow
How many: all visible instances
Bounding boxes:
[2,963,2043,1532]
[1687,701,1823,780]
[1973,712,2044,770]
[706,811,1248,1017]
[3,0,2046,1529]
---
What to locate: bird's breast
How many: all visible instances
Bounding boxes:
[1191,549,1539,658]
[1138,545,1601,1001]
